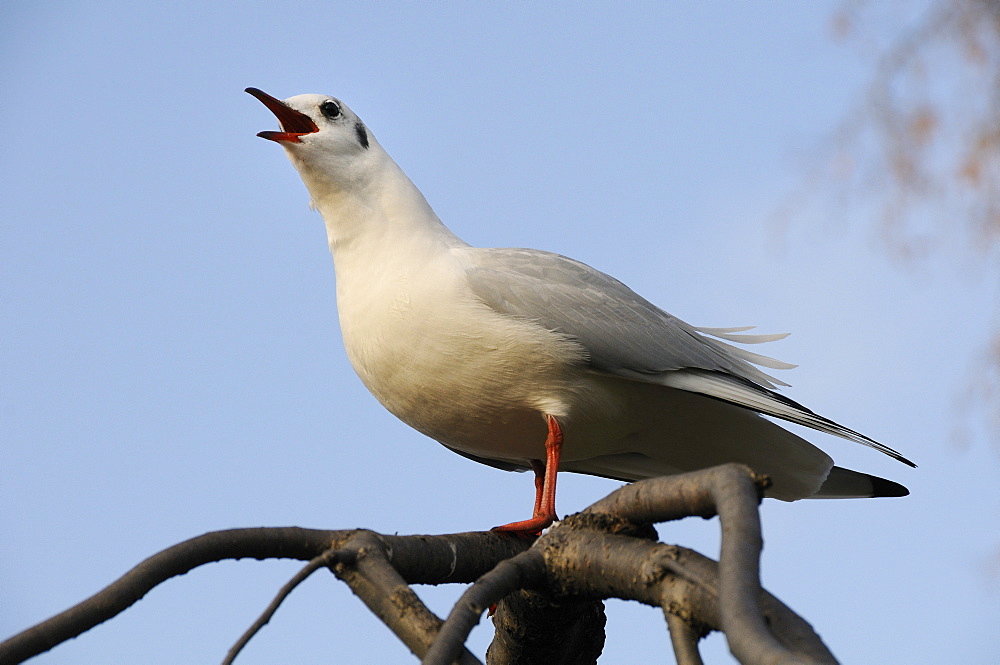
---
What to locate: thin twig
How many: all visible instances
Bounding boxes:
[332,531,483,664]
[0,527,353,664]
[423,549,547,665]
[665,612,705,665]
[2,468,843,665]
[222,548,347,665]
[0,528,527,664]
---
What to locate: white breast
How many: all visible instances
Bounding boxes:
[332,241,606,462]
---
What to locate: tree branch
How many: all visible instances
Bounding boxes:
[486,590,606,665]
[580,465,835,664]
[665,611,706,665]
[2,465,843,665]
[425,465,836,664]
[423,549,547,665]
[329,530,482,664]
[223,548,345,665]
[0,529,528,664]
[0,527,350,664]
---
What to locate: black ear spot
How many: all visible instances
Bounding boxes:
[354,122,369,149]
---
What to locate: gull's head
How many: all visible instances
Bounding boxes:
[246,87,377,197]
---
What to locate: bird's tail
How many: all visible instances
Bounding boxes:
[811,465,909,498]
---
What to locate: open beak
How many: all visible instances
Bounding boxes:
[246,87,319,143]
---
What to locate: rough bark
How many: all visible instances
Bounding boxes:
[1,464,840,665]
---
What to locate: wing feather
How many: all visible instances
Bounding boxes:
[460,247,791,388]
[458,246,915,469]
[662,370,916,467]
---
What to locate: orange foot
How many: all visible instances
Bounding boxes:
[491,415,562,536]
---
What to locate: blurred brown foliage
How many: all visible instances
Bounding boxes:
[811,1,1000,445]
[829,0,1000,258]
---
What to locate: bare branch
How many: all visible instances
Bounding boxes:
[535,520,835,664]
[583,463,768,522]
[222,548,344,665]
[423,550,547,665]
[583,465,832,664]
[330,530,482,664]
[426,465,836,665]
[2,466,842,665]
[0,527,351,664]
[668,550,837,663]
[665,612,705,665]
[0,528,528,664]
[486,590,606,665]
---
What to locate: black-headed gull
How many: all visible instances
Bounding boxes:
[247,88,914,534]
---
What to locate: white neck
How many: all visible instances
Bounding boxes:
[296,148,466,259]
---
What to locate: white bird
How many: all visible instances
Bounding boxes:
[246,87,914,534]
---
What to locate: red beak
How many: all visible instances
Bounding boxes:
[246,87,319,143]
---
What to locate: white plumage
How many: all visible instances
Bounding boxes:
[247,88,914,530]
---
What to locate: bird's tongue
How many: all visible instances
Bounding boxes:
[246,87,318,143]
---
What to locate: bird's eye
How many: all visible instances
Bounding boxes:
[320,100,342,120]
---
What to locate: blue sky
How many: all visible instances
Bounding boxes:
[2,2,998,663]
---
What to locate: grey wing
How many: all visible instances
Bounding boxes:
[459,247,916,468]
[460,247,791,388]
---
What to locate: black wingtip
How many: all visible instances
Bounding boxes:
[870,476,909,498]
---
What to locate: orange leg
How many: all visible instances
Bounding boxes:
[530,459,546,518]
[492,414,563,535]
